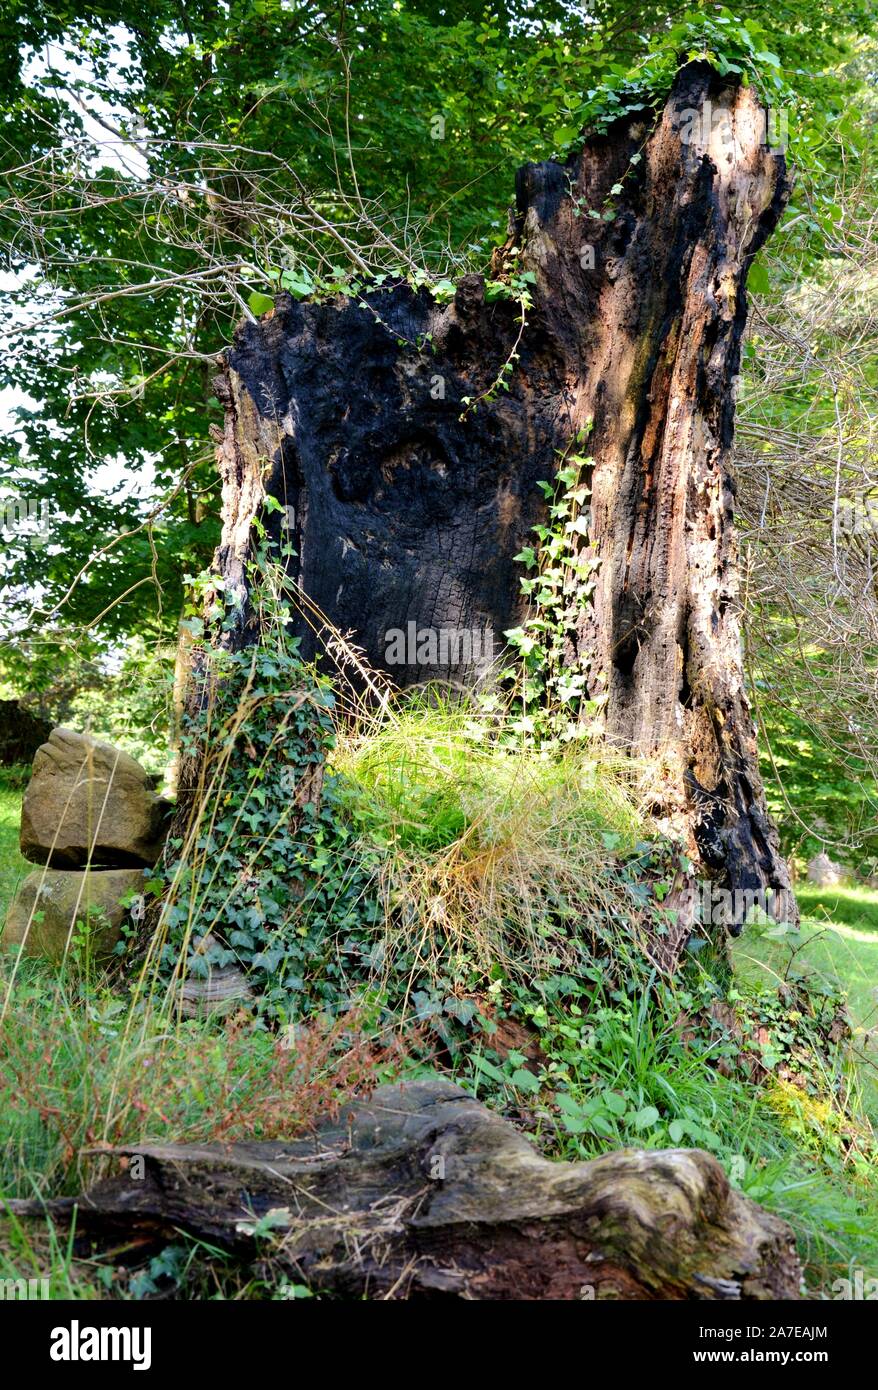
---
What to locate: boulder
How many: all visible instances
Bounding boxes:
[19,728,169,868]
[2,867,145,962]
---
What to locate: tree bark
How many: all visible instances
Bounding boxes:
[205,61,794,929]
[10,1079,801,1300]
[0,700,51,767]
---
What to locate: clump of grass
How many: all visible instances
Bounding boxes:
[332,690,666,997]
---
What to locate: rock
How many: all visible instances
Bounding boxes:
[177,932,253,1018]
[0,700,52,767]
[11,1079,802,1300]
[179,967,253,1018]
[19,728,170,868]
[2,866,145,963]
[807,852,846,887]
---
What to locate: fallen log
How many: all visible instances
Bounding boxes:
[10,1079,800,1300]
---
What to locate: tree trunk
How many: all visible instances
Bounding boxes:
[205,61,794,930]
[9,1079,801,1300]
[0,700,52,767]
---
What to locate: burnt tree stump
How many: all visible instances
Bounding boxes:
[195,60,794,928]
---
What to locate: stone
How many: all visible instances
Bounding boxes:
[807,852,846,887]
[2,866,146,963]
[19,728,170,868]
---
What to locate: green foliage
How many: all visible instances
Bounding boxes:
[733,909,878,1124]
[157,639,695,1044]
[503,433,605,745]
[0,765,29,920]
[557,7,791,152]
[0,0,872,675]
[2,697,878,1296]
[456,960,877,1293]
[757,673,878,868]
[157,640,378,1022]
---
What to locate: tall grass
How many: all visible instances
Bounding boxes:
[0,765,29,920]
[332,689,661,994]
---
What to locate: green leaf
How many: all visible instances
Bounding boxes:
[472,1055,507,1085]
[633,1105,660,1130]
[513,546,537,569]
[601,1089,628,1117]
[248,291,275,316]
[511,1067,541,1093]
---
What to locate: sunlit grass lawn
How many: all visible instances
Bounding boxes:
[735,892,878,1123]
[796,882,878,934]
[736,913,878,1034]
[0,768,29,921]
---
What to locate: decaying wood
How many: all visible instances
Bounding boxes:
[11,1079,800,1300]
[200,61,794,932]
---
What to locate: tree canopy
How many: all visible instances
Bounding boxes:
[0,1,872,671]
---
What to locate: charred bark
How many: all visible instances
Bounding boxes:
[205,62,794,927]
[9,1080,801,1300]
[0,700,51,767]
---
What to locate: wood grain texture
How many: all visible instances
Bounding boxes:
[9,1079,801,1300]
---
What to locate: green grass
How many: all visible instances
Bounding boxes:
[0,767,29,921]
[734,904,878,1127]
[328,689,660,998]
[735,914,878,1036]
[796,882,878,934]
[1,716,877,1300]
[520,985,878,1294]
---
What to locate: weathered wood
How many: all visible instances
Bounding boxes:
[11,1080,801,1300]
[202,61,794,931]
